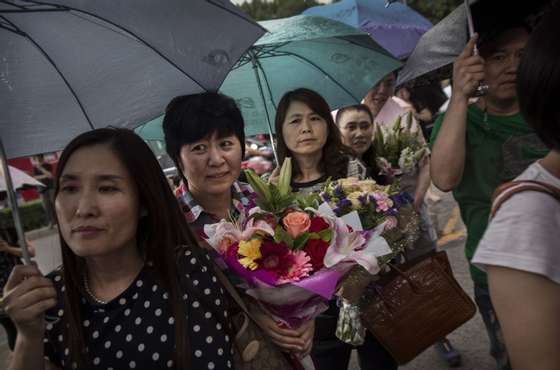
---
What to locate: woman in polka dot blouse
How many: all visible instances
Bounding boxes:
[1,128,233,370]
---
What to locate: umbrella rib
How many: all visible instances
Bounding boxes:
[22,0,209,91]
[0,14,95,129]
[274,50,361,102]
[254,59,278,109]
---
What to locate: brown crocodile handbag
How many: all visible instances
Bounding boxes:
[360,251,476,364]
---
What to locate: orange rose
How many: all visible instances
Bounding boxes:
[282,211,311,239]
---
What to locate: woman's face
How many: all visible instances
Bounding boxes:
[282,101,328,158]
[179,132,242,196]
[338,109,374,157]
[56,144,140,258]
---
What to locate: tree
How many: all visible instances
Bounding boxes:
[406,0,463,24]
[238,0,462,24]
[238,0,320,21]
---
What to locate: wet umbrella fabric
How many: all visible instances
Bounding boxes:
[396,0,553,87]
[303,0,432,60]
[135,15,401,143]
[0,0,265,159]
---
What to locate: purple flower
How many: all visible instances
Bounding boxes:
[334,185,344,198]
[320,191,330,202]
[358,194,368,207]
[336,199,352,210]
[385,208,398,216]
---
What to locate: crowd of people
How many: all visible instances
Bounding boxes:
[1,3,559,370]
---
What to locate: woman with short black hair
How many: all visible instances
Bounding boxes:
[163,92,315,361]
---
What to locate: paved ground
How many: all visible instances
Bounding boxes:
[1,187,497,369]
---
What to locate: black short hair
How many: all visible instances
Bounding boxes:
[162,92,246,171]
[517,4,560,150]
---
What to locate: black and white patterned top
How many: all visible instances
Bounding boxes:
[43,249,233,370]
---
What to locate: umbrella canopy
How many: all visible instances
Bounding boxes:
[222,15,401,137]
[397,0,553,86]
[135,15,401,143]
[0,0,265,159]
[303,0,432,60]
[0,165,44,192]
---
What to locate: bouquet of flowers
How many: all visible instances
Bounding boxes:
[204,160,386,333]
[373,112,429,177]
[317,177,421,344]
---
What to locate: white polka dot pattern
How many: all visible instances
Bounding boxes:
[42,253,233,369]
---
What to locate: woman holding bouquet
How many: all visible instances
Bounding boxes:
[274,88,397,370]
[1,128,232,370]
[273,88,368,195]
[162,92,315,362]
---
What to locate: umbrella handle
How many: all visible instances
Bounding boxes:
[0,138,32,265]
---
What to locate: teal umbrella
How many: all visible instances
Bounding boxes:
[136,15,401,161]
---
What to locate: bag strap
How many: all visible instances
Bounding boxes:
[211,262,263,327]
[491,180,560,219]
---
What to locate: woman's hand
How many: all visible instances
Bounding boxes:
[249,304,315,355]
[1,264,57,339]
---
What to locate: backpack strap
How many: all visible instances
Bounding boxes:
[491,180,560,219]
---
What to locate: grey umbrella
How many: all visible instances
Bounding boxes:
[0,0,265,158]
[0,0,264,263]
[397,0,553,86]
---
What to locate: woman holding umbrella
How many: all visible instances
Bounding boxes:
[1,128,233,370]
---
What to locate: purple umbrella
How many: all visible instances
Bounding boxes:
[303,0,432,60]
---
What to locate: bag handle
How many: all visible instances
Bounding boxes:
[491,180,560,219]
[211,261,264,327]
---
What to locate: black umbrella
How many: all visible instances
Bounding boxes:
[0,0,265,158]
[397,0,554,86]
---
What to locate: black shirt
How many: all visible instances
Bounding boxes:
[44,249,233,370]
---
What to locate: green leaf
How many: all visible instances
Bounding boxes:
[293,233,310,251]
[278,157,293,197]
[319,229,332,242]
[308,232,320,240]
[405,111,413,131]
[274,225,293,248]
[245,169,272,203]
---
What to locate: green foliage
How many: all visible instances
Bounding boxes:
[406,0,463,24]
[0,200,48,232]
[245,159,295,215]
[274,224,293,248]
[293,233,310,250]
[238,0,320,21]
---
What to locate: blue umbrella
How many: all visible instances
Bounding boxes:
[303,0,432,60]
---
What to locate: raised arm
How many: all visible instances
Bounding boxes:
[431,35,485,191]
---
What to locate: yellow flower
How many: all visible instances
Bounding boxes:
[357,179,379,193]
[238,239,262,270]
[338,177,360,192]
